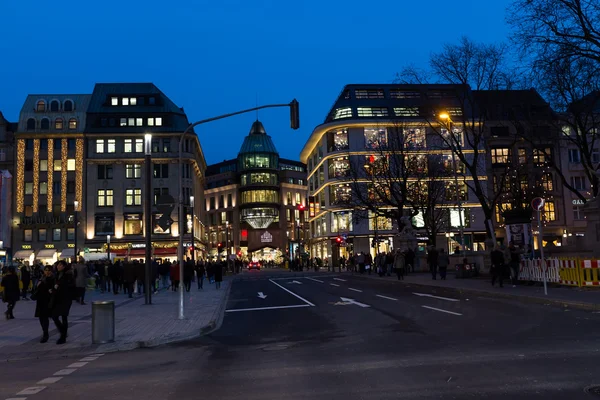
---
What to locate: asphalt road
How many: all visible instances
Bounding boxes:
[2,269,600,399]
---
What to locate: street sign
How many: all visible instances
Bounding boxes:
[531,197,545,211]
[84,248,89,254]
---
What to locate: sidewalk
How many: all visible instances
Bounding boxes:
[345,271,600,311]
[0,278,231,360]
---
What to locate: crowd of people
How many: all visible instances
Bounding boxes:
[1,256,229,345]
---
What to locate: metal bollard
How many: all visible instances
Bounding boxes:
[92,300,115,344]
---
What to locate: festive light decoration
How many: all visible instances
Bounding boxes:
[75,139,84,206]
[61,139,68,212]
[16,139,24,213]
[33,139,40,212]
[47,139,53,212]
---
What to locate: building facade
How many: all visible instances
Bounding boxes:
[204,120,307,262]
[0,112,15,262]
[300,84,489,264]
[83,83,206,261]
[13,95,89,265]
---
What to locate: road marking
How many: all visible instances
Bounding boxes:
[53,369,76,376]
[88,353,105,357]
[305,277,324,283]
[333,278,346,282]
[348,288,362,293]
[376,294,398,301]
[67,362,88,368]
[79,357,98,362]
[330,283,340,287]
[226,304,311,313]
[413,292,459,302]
[257,292,267,299]
[6,398,28,400]
[269,279,315,306]
[37,377,63,384]
[288,280,303,285]
[339,297,370,308]
[17,387,46,395]
[421,305,462,316]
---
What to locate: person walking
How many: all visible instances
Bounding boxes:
[20,264,31,300]
[394,249,405,280]
[438,248,450,280]
[135,260,145,296]
[159,261,170,290]
[73,257,89,305]
[51,260,75,344]
[34,266,55,343]
[122,260,136,298]
[195,260,205,290]
[1,266,19,320]
[491,245,505,288]
[183,257,194,292]
[405,248,415,274]
[509,241,521,287]
[214,260,223,289]
[170,261,180,291]
[428,246,439,280]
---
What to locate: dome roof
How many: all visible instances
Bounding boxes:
[238,120,279,156]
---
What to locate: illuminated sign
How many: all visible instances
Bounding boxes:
[260,231,273,243]
[309,196,316,217]
[44,244,55,249]
[21,244,32,249]
[67,243,75,248]
[572,199,586,205]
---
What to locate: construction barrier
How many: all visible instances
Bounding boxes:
[519,258,600,287]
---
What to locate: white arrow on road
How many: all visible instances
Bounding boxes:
[413,292,459,302]
[339,297,370,308]
[257,292,267,299]
[288,280,303,285]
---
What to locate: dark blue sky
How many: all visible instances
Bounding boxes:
[0,0,511,164]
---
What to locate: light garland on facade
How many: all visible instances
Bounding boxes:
[33,139,40,213]
[75,139,84,206]
[61,139,68,212]
[47,139,53,212]
[16,139,24,213]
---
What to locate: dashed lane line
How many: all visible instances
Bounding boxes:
[305,277,324,283]
[67,362,88,368]
[37,377,63,385]
[422,305,463,316]
[53,369,76,376]
[330,283,340,287]
[16,387,46,395]
[348,288,362,293]
[376,294,398,301]
[226,304,311,313]
[333,278,346,282]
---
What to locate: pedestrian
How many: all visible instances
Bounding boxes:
[428,246,439,280]
[34,266,55,343]
[170,261,180,291]
[1,266,19,319]
[159,261,170,290]
[438,248,449,280]
[183,257,194,292]
[20,264,31,300]
[195,260,205,290]
[73,256,89,305]
[214,260,223,289]
[123,261,136,298]
[405,248,415,274]
[491,245,505,288]
[508,241,521,287]
[394,249,405,280]
[50,260,75,344]
[135,260,146,296]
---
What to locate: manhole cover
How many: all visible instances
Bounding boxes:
[584,385,600,396]
[262,344,290,351]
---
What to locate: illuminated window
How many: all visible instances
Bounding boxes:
[128,118,134,126]
[389,90,419,99]
[136,118,143,126]
[97,189,114,207]
[53,160,62,171]
[130,97,137,106]
[519,175,528,191]
[135,139,143,152]
[25,182,33,195]
[67,228,74,240]
[40,181,47,194]
[126,189,142,206]
[67,159,76,171]
[394,107,419,117]
[286,208,291,221]
[445,181,468,201]
[368,211,392,231]
[111,97,118,106]
[162,139,170,152]
[40,160,48,171]
[148,118,154,126]
[333,108,352,120]
[355,89,384,99]
[38,229,47,241]
[357,107,388,117]
[53,228,61,241]
[295,192,301,203]
[328,156,350,178]
[364,128,387,149]
[518,148,527,164]
[330,184,352,204]
[155,117,162,126]
[36,100,46,112]
[107,139,116,153]
[403,128,426,148]
[491,148,510,164]
[55,118,63,129]
[120,118,127,127]
[24,229,33,242]
[543,201,556,221]
[96,140,105,153]
[124,214,143,235]
[331,211,353,232]
[240,190,279,204]
[122,98,129,106]
[124,139,133,153]
[125,164,141,179]
[533,148,550,164]
[68,118,77,130]
[440,127,464,147]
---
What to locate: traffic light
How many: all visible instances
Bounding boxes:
[336,236,342,244]
[217,242,223,251]
[297,203,305,211]
[290,99,300,130]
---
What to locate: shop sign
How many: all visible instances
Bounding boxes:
[67,243,75,248]
[261,231,273,243]
[44,244,55,249]
[131,243,146,249]
[21,244,32,249]
[572,199,586,205]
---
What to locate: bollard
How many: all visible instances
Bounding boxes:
[92,300,115,344]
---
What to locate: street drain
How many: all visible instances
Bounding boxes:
[262,344,290,351]
[584,385,600,396]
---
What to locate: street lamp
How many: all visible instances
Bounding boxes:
[190,196,195,264]
[439,112,465,255]
[144,133,152,305]
[73,200,79,262]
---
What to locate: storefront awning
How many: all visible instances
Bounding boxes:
[13,250,33,259]
[37,249,57,258]
[60,248,75,258]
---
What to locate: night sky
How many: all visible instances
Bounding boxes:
[0,0,511,164]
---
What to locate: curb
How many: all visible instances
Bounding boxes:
[347,274,600,311]
[96,280,233,353]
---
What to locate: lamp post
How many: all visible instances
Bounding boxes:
[190,196,195,264]
[73,200,79,262]
[107,234,110,261]
[439,113,465,255]
[144,133,152,305]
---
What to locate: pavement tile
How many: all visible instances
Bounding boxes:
[0,278,231,359]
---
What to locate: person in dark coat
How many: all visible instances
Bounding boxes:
[20,264,31,300]
[427,246,439,280]
[51,260,75,344]
[1,266,19,319]
[183,258,194,292]
[35,266,55,343]
[123,261,136,298]
[170,262,180,291]
[214,261,224,289]
[195,260,205,290]
[491,245,505,288]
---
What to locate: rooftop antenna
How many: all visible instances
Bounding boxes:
[255,92,259,120]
